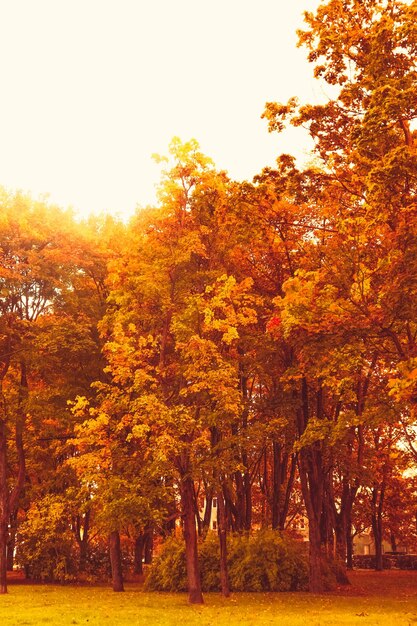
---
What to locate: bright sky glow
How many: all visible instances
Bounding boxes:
[0,0,323,219]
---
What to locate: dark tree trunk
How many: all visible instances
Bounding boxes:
[180,475,203,604]
[271,442,282,530]
[325,475,350,585]
[390,532,397,553]
[374,528,383,571]
[234,470,245,532]
[297,379,330,592]
[6,535,14,572]
[280,453,297,530]
[307,511,327,593]
[217,488,230,597]
[0,352,11,593]
[336,480,358,563]
[299,447,328,592]
[243,463,252,531]
[371,484,385,572]
[0,361,28,593]
[223,486,237,532]
[202,489,213,536]
[134,527,153,573]
[109,531,124,592]
[320,486,334,557]
[0,419,8,594]
[209,425,231,597]
[334,515,346,563]
[143,529,153,565]
[74,509,90,572]
[7,508,18,571]
[332,518,350,584]
[79,541,88,574]
[194,486,203,538]
[271,445,297,531]
[346,514,354,570]
[221,473,240,532]
[162,477,177,536]
[372,508,384,571]
[134,533,144,575]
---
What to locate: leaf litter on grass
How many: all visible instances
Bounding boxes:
[1,571,417,626]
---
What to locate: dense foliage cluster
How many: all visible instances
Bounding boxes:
[145,531,309,593]
[0,0,416,603]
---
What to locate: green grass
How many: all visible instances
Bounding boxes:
[0,571,416,625]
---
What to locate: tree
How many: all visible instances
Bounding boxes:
[262,0,417,591]
[93,139,223,603]
[0,193,118,590]
[0,193,82,592]
[70,383,170,592]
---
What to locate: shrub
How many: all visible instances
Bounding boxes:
[16,495,78,582]
[80,538,112,582]
[228,530,308,592]
[352,553,417,570]
[199,532,222,591]
[144,535,188,591]
[145,529,308,592]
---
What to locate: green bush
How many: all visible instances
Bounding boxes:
[16,497,114,583]
[228,530,308,592]
[17,495,78,582]
[199,532,222,591]
[145,529,308,592]
[80,539,112,582]
[144,535,188,591]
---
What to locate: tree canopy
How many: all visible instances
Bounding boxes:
[0,0,416,604]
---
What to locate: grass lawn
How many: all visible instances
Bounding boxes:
[0,570,416,626]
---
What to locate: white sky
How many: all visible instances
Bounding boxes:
[0,0,323,219]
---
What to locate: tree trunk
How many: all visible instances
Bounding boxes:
[332,517,350,584]
[234,470,245,532]
[180,475,203,604]
[134,527,153,573]
[280,453,297,530]
[334,515,346,563]
[7,508,18,571]
[0,361,28,591]
[297,379,330,592]
[372,512,383,571]
[144,529,153,565]
[6,535,14,572]
[162,477,177,536]
[223,487,237,532]
[134,533,144,575]
[74,509,90,573]
[202,489,213,536]
[371,484,385,572]
[271,446,297,531]
[271,442,282,530]
[0,419,8,594]
[308,515,327,593]
[217,488,230,597]
[374,528,383,571]
[299,449,329,592]
[79,541,88,574]
[326,477,350,585]
[243,464,252,531]
[346,514,354,570]
[109,531,124,592]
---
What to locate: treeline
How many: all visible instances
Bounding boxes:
[1,0,417,602]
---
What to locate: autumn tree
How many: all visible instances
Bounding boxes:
[261,0,417,591]
[0,194,117,590]
[0,193,80,592]
[94,139,226,602]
